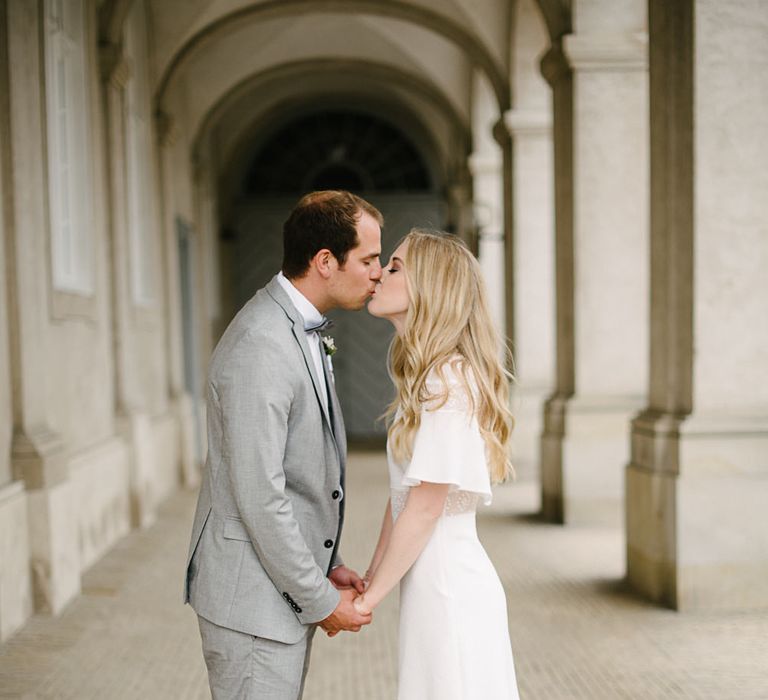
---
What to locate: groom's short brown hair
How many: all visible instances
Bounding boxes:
[281,190,383,279]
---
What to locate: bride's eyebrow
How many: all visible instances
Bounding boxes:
[391,257,403,265]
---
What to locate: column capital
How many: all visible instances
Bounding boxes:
[99,42,131,89]
[563,32,648,72]
[540,42,571,87]
[155,110,178,147]
[503,108,553,137]
[467,152,502,177]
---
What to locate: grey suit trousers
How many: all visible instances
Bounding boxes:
[198,615,317,700]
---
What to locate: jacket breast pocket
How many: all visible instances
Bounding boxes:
[222,516,250,542]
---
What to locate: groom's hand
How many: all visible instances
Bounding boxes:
[319,588,372,637]
[328,566,366,594]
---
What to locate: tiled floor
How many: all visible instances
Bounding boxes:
[1,452,766,699]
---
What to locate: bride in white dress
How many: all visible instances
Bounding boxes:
[355,229,521,699]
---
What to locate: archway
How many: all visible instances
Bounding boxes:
[226,106,449,441]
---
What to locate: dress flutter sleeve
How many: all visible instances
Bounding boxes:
[400,375,493,505]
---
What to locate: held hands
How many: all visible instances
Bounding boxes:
[319,588,372,637]
[328,565,366,594]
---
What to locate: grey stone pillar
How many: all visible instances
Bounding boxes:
[627,0,768,611]
[540,0,649,525]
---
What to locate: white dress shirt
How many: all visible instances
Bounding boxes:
[276,272,329,411]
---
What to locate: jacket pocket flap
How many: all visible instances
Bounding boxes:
[222,516,251,542]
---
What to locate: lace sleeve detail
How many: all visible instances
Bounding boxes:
[390,488,480,521]
[422,368,476,414]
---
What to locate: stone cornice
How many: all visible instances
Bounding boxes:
[563,32,648,72]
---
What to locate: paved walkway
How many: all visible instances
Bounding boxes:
[1,452,767,699]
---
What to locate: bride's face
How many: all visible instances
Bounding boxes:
[367,241,410,329]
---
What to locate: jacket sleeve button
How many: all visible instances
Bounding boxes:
[332,490,340,499]
[324,539,334,548]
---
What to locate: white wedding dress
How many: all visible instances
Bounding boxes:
[387,364,520,700]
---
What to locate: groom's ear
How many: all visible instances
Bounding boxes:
[312,248,336,279]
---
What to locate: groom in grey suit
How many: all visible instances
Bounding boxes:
[184,191,383,699]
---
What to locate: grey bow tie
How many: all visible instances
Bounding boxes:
[305,318,334,334]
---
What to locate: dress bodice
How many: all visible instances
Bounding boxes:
[386,361,492,521]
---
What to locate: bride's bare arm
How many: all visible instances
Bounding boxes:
[364,499,394,585]
[355,482,450,613]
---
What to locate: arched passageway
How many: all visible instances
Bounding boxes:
[221,106,449,440]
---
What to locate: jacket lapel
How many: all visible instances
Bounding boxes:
[265,277,335,438]
[325,360,346,469]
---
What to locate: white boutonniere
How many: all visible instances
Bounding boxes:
[321,335,337,357]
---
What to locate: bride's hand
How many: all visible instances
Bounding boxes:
[353,595,373,615]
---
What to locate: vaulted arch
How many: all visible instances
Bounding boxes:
[154,0,510,111]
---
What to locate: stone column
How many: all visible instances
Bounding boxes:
[504,0,556,480]
[504,108,555,480]
[540,0,649,525]
[470,72,507,344]
[627,0,768,611]
[156,111,198,490]
[539,40,573,522]
[5,1,79,613]
[0,5,33,640]
[98,42,157,528]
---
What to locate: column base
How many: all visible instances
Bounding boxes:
[68,437,130,570]
[119,407,183,529]
[172,392,202,489]
[27,480,80,614]
[0,481,33,640]
[510,382,550,481]
[542,394,642,526]
[627,410,768,610]
[12,426,80,615]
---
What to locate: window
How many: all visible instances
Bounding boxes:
[45,0,93,294]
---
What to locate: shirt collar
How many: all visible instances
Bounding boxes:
[276,272,324,331]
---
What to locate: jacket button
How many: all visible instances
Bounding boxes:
[283,592,289,599]
[324,539,334,548]
[296,607,303,613]
[332,490,340,500]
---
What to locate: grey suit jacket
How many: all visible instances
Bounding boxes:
[184,276,347,644]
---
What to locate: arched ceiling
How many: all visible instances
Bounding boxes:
[200,60,471,216]
[149,0,512,113]
[168,12,474,146]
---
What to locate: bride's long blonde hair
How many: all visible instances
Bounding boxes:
[385,229,515,483]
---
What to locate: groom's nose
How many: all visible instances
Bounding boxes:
[370,259,383,280]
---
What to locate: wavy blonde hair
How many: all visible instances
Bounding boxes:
[385,229,515,483]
